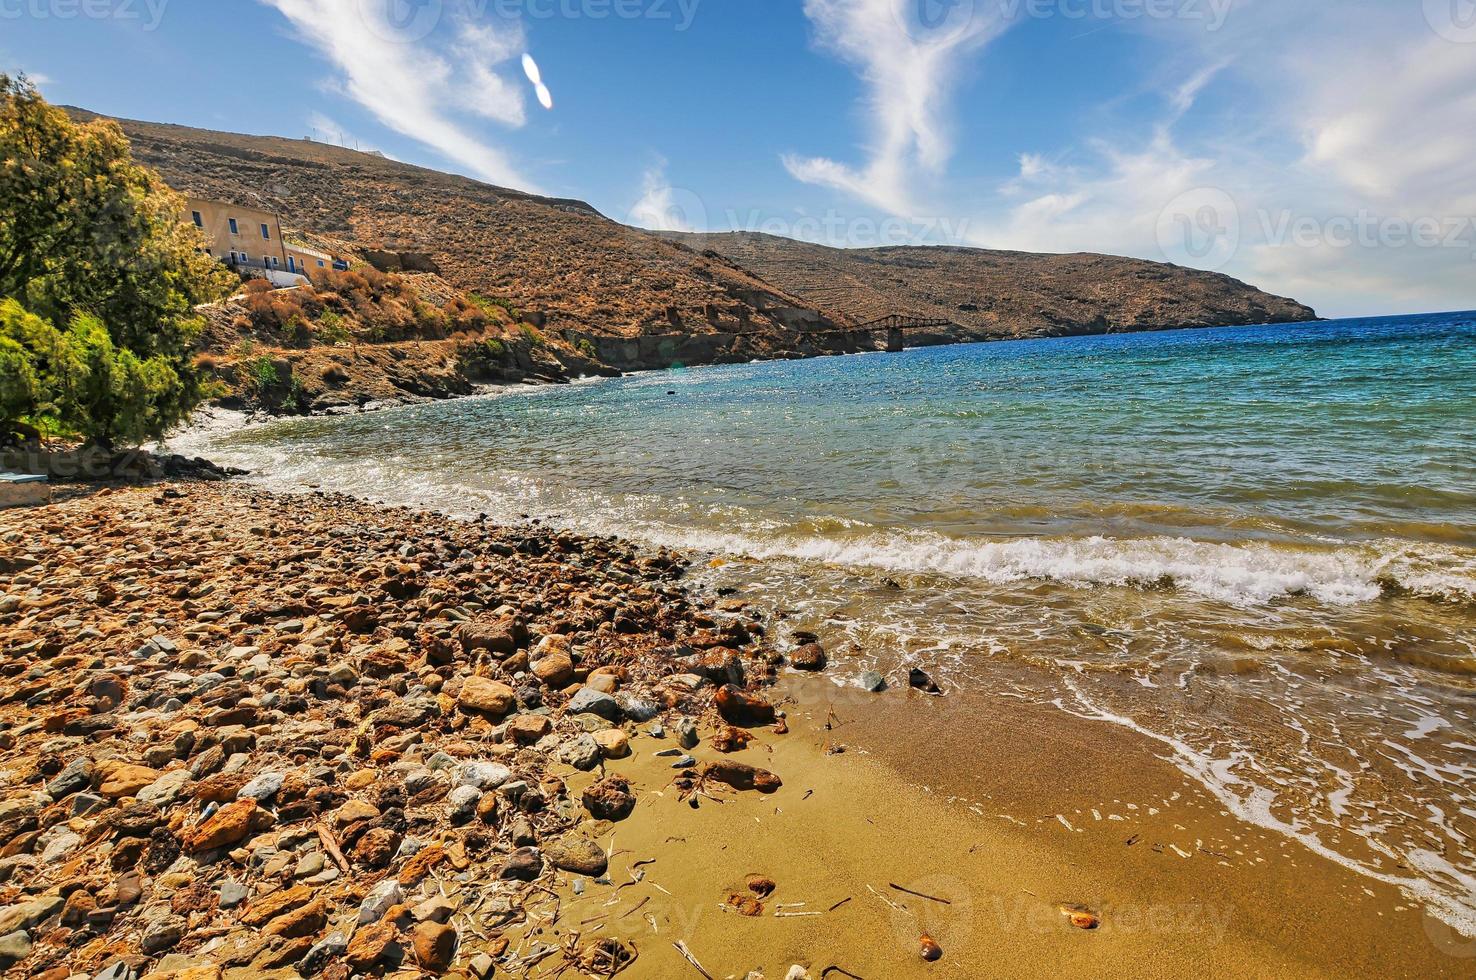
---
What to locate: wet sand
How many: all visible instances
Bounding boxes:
[546,679,1472,978]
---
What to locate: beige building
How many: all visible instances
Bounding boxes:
[184,196,346,284]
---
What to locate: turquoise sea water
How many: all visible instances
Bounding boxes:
[176,311,1476,931]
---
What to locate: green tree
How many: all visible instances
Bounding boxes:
[0,73,233,445]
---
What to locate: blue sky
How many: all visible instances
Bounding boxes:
[4,0,1475,318]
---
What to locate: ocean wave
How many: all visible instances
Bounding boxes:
[647,527,1476,608]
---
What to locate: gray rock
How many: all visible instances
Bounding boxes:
[45,757,94,799]
[299,931,348,976]
[404,767,439,794]
[237,771,285,802]
[455,761,512,790]
[219,879,250,909]
[140,914,187,954]
[448,785,482,822]
[138,769,191,806]
[617,694,661,722]
[294,851,325,878]
[566,687,621,721]
[0,930,30,968]
[93,963,135,980]
[39,829,81,864]
[71,793,107,817]
[859,670,887,692]
[358,879,403,925]
[671,755,697,769]
[675,717,699,750]
[557,734,601,771]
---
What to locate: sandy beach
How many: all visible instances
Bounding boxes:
[1,481,1468,978]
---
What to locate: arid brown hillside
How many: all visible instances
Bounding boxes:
[73,111,1315,373]
[70,111,846,371]
[667,232,1316,344]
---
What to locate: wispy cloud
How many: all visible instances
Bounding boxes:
[259,0,535,190]
[973,1,1476,316]
[626,162,701,231]
[784,0,1008,214]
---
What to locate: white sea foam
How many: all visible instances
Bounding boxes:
[1056,681,1476,938]
[625,525,1476,610]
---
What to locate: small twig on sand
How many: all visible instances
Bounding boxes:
[827,897,853,912]
[672,941,715,979]
[889,883,952,905]
[866,885,905,912]
[822,967,865,979]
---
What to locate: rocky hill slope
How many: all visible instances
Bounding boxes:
[73,111,1315,377]
[70,112,847,372]
[666,232,1317,344]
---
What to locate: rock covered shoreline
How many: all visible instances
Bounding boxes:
[0,483,803,979]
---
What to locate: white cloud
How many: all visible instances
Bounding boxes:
[626,163,701,232]
[784,0,1009,214]
[259,0,534,190]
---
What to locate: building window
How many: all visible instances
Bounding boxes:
[191,211,203,228]
[261,223,271,241]
[228,218,239,235]
[241,252,249,262]
[317,260,326,268]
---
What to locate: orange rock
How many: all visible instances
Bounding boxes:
[185,798,262,852]
[262,897,327,938]
[345,920,399,970]
[97,763,161,798]
[531,652,574,687]
[714,685,776,727]
[412,920,457,972]
[240,884,316,928]
[458,676,515,716]
[398,844,445,886]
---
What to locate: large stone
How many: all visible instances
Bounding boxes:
[557,734,601,771]
[345,920,398,971]
[507,713,552,744]
[581,776,636,821]
[411,921,457,972]
[566,687,621,721]
[790,643,827,671]
[545,837,608,876]
[458,676,516,716]
[0,895,63,935]
[0,930,31,968]
[499,847,543,881]
[592,729,630,759]
[45,758,94,799]
[185,798,262,852]
[531,653,574,687]
[455,762,512,790]
[237,772,285,802]
[357,879,403,925]
[97,763,160,798]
